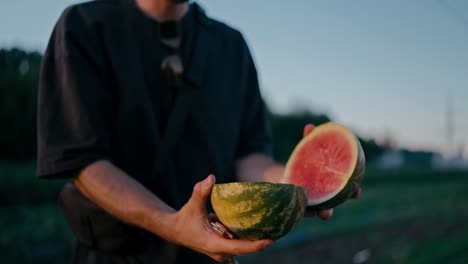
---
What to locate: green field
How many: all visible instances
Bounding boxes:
[1,162,467,263]
[0,162,72,264]
[243,168,468,264]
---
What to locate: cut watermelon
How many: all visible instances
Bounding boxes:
[282,122,365,210]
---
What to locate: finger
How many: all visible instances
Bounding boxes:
[352,187,362,199]
[211,254,232,263]
[318,209,333,220]
[303,123,315,137]
[210,221,235,239]
[220,239,274,256]
[190,174,216,210]
[208,213,234,239]
[208,214,233,237]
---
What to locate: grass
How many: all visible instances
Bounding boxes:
[403,232,468,264]
[0,161,66,205]
[0,161,72,264]
[242,167,468,263]
[1,162,467,263]
[0,204,73,264]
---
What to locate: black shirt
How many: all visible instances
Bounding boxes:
[37,0,272,261]
[134,3,196,133]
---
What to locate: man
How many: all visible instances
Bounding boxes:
[37,0,358,263]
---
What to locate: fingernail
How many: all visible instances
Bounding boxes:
[203,174,214,188]
[261,240,273,249]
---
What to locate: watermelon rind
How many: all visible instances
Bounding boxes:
[308,135,365,210]
[283,122,366,210]
[211,182,308,240]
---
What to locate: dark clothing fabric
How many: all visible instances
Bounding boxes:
[37,0,272,263]
[70,239,212,264]
[134,2,197,133]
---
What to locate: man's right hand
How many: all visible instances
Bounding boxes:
[74,161,272,262]
[173,174,273,262]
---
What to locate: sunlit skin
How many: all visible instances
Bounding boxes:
[135,0,189,21]
[73,0,361,261]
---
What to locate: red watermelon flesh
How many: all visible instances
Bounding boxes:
[282,122,365,209]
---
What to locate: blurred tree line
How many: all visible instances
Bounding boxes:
[0,48,41,160]
[269,110,384,163]
[0,48,385,162]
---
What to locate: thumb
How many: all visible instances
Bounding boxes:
[189,174,216,211]
[303,123,315,138]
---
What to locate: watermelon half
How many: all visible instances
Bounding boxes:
[282,122,365,210]
[211,182,308,240]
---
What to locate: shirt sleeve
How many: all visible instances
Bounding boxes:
[235,34,273,159]
[37,6,114,179]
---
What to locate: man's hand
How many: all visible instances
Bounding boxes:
[173,174,273,262]
[235,124,362,221]
[74,161,272,263]
[302,124,362,220]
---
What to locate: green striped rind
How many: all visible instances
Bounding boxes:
[308,136,366,210]
[211,182,308,240]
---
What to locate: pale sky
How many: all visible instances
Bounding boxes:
[1,0,467,158]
